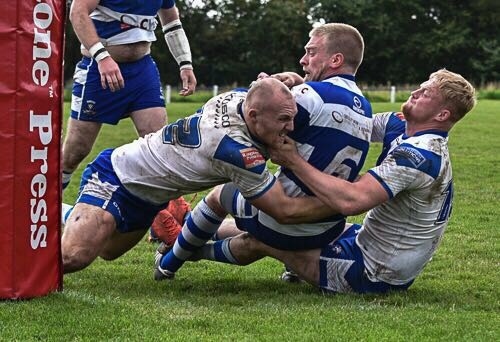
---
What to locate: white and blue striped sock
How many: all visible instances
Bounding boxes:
[190,238,240,265]
[160,199,225,273]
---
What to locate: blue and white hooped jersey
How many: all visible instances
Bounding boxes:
[259,75,373,237]
[111,90,276,205]
[90,0,175,46]
[358,112,453,285]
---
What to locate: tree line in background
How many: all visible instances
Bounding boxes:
[63,0,499,88]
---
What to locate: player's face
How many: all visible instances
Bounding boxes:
[300,35,331,82]
[255,99,297,146]
[402,80,444,123]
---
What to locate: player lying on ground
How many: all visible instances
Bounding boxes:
[61,78,334,274]
[156,69,476,294]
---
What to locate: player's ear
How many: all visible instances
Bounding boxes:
[247,108,258,121]
[436,109,451,122]
[331,53,344,68]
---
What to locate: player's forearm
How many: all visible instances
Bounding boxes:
[288,157,363,216]
[277,196,338,224]
[69,2,101,50]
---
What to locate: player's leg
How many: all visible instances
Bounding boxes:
[213,217,244,240]
[61,203,116,273]
[61,119,102,188]
[155,186,227,280]
[99,229,149,260]
[129,106,166,137]
[236,233,321,285]
[190,232,322,286]
[128,55,167,137]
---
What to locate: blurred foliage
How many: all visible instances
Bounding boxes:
[63,0,499,87]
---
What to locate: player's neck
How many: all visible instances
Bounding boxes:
[405,122,449,137]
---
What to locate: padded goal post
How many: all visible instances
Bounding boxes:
[0,0,65,299]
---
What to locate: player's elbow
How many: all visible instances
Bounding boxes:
[337,202,364,216]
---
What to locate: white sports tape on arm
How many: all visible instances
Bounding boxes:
[88,41,110,62]
[163,19,193,70]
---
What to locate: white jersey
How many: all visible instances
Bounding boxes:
[259,75,373,237]
[112,90,275,205]
[358,112,453,284]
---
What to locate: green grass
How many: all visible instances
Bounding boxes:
[1,101,498,341]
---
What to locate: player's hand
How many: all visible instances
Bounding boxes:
[257,72,270,80]
[269,136,301,168]
[179,68,197,96]
[271,72,304,88]
[97,57,124,91]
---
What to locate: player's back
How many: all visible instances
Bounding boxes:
[259,75,373,238]
[285,75,372,189]
[112,91,257,204]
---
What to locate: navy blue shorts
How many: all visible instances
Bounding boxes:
[319,224,414,294]
[76,149,168,233]
[70,54,165,124]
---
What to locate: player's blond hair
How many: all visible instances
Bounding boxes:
[430,69,476,122]
[310,23,364,73]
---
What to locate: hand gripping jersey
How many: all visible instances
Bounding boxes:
[90,0,175,46]
[358,112,454,284]
[111,90,275,205]
[258,75,373,237]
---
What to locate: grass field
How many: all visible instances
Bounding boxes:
[1,100,498,340]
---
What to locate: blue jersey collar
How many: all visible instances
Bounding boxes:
[403,129,448,139]
[324,73,356,81]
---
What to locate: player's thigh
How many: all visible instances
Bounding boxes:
[130,106,166,136]
[100,229,148,260]
[62,203,116,256]
[62,118,102,152]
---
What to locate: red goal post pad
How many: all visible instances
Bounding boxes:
[0,0,65,299]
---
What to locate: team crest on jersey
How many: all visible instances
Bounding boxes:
[240,147,265,169]
[83,100,97,115]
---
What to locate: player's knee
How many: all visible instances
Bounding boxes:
[240,233,264,253]
[218,183,238,214]
[99,249,124,261]
[62,247,95,274]
[231,232,264,265]
[63,143,93,169]
[204,186,227,217]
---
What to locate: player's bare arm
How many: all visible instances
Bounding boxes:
[70,0,124,91]
[248,180,337,224]
[270,136,388,215]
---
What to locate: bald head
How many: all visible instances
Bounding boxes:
[244,78,297,146]
[246,77,294,112]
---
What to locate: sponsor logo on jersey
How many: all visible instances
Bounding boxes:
[393,145,425,168]
[331,110,343,123]
[352,96,365,115]
[240,147,265,169]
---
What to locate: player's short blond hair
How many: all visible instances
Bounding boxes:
[310,23,364,73]
[430,69,476,122]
